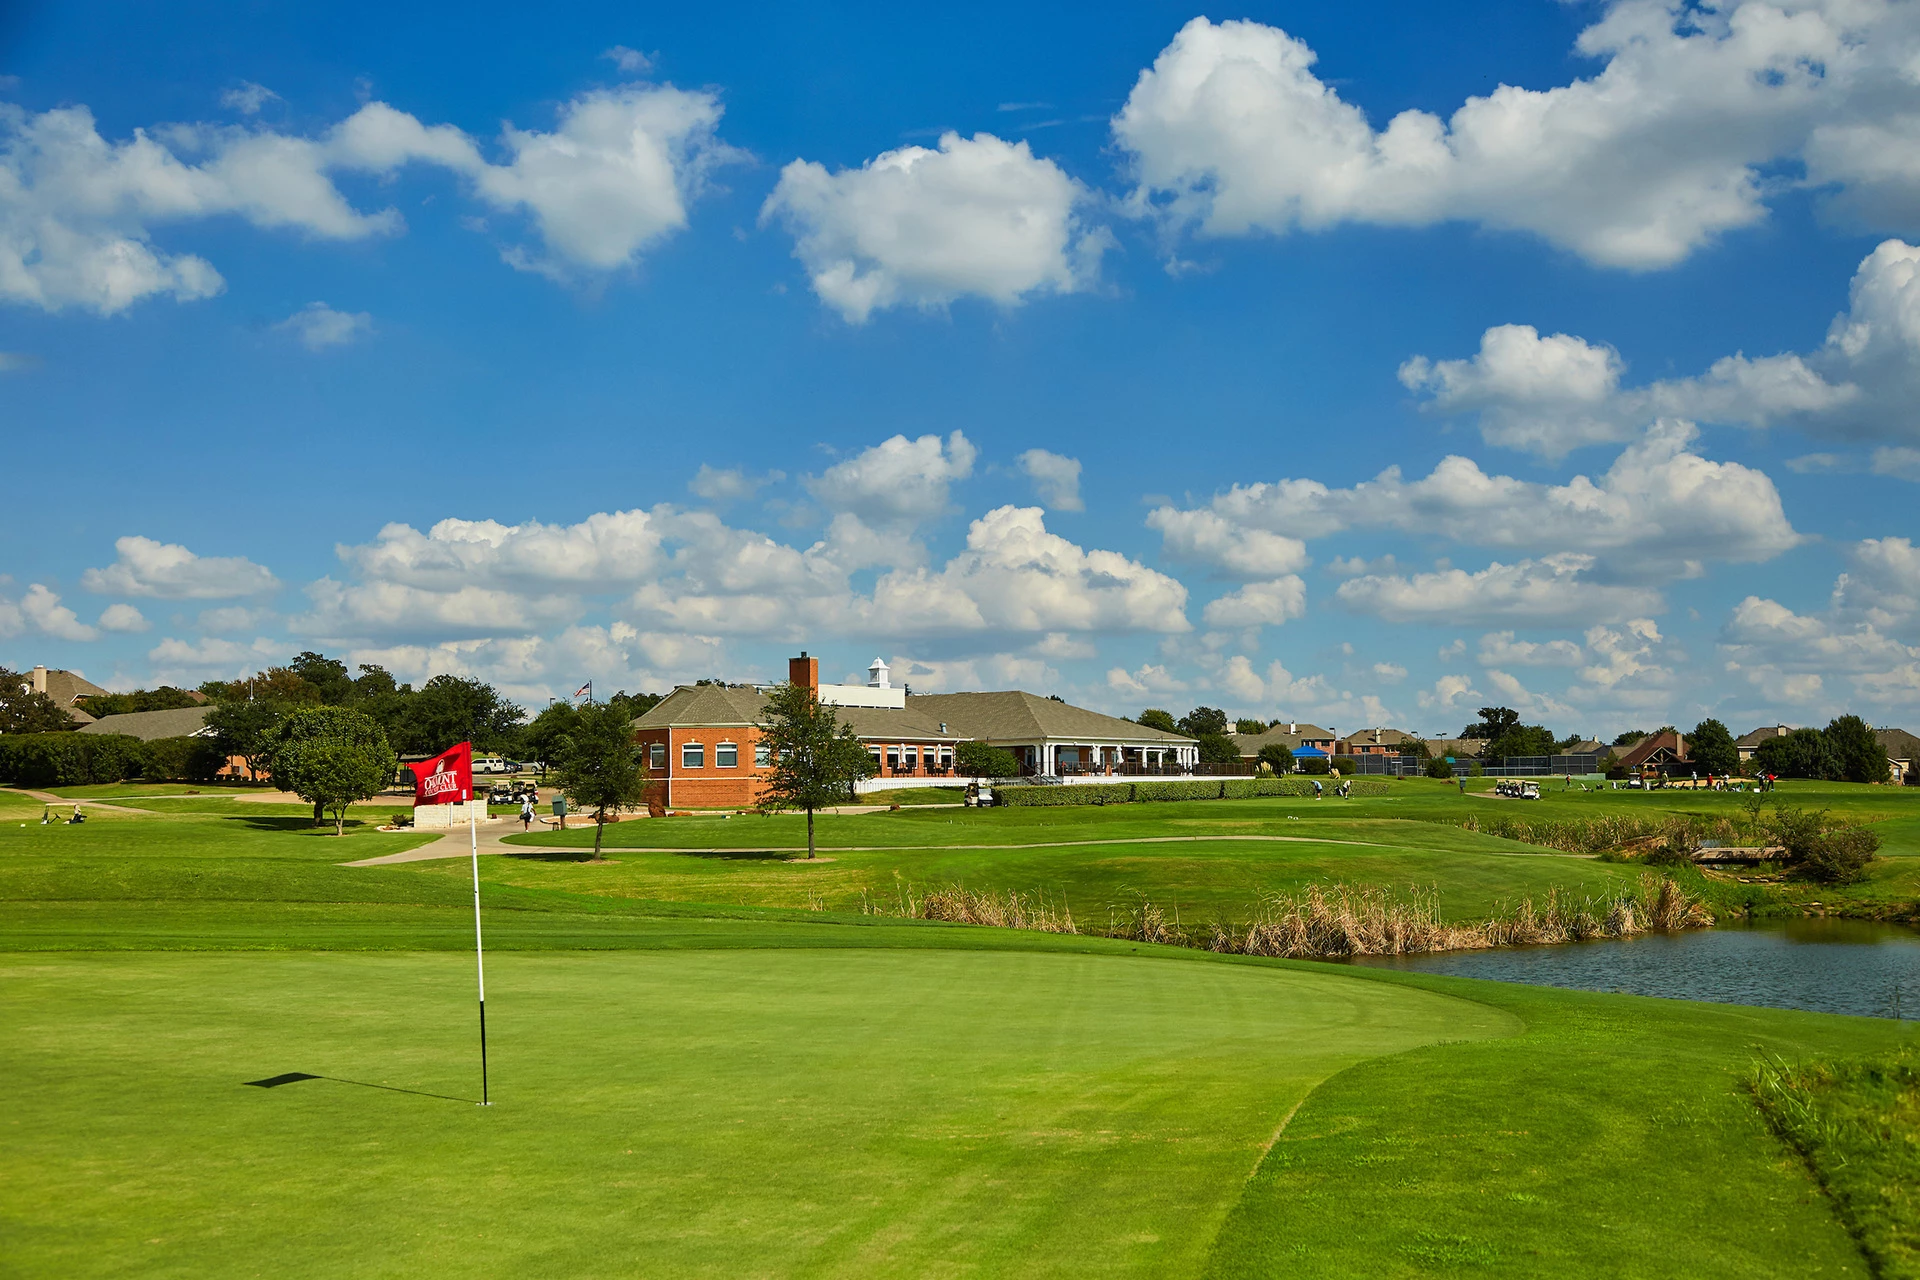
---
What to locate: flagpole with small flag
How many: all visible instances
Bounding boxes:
[415,741,488,1105]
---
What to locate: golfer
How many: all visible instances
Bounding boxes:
[520,795,534,831]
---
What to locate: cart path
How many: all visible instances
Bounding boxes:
[14,789,163,816]
[337,829,1593,868]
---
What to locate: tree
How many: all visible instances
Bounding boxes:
[1613,729,1649,747]
[1197,732,1240,763]
[73,685,201,718]
[518,702,580,776]
[1688,718,1739,775]
[1177,706,1229,738]
[200,666,321,705]
[1234,717,1266,735]
[1137,708,1178,733]
[1425,756,1455,779]
[1754,728,1836,779]
[756,681,878,856]
[1399,738,1432,760]
[1461,707,1521,740]
[1257,742,1295,774]
[0,667,77,734]
[268,706,397,836]
[550,703,649,859]
[1825,715,1890,784]
[1485,723,1555,761]
[204,698,289,783]
[289,652,354,705]
[956,740,1019,779]
[398,675,525,755]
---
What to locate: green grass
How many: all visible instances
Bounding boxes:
[3,782,1919,1276]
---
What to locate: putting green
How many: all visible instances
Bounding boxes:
[2,948,1511,1278]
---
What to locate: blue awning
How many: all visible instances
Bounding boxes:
[1293,745,1329,758]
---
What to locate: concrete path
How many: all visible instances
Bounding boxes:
[15,789,160,816]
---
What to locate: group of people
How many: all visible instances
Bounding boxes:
[39,804,85,825]
[1308,779,1354,799]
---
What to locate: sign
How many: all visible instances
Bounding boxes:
[551,797,567,817]
[415,742,473,806]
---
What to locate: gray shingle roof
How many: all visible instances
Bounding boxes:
[1876,728,1920,760]
[906,691,1191,745]
[632,685,958,741]
[76,705,213,741]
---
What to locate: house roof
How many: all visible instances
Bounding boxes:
[1231,725,1342,757]
[1344,727,1422,747]
[1736,724,1794,749]
[633,684,960,742]
[22,667,107,723]
[76,705,214,742]
[1876,728,1920,761]
[1562,740,1608,756]
[1423,738,1486,758]
[1619,730,1686,769]
[907,691,1192,746]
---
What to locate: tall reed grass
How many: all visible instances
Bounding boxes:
[869,874,1711,959]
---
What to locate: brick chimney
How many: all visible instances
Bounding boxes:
[788,651,819,691]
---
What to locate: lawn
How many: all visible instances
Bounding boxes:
[3,782,1917,1276]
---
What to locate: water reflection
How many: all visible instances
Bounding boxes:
[1350,918,1920,1020]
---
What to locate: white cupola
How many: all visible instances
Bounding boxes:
[868,657,891,689]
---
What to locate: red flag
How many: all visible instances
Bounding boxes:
[415,742,473,805]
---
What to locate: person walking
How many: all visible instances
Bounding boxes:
[520,795,534,831]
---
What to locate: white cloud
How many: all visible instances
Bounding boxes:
[1417,673,1479,715]
[1336,555,1663,626]
[1477,630,1584,668]
[0,86,736,314]
[275,301,372,350]
[1577,619,1669,691]
[806,431,976,527]
[1114,7,1920,271]
[1872,447,1920,481]
[1836,537,1920,618]
[300,578,581,642]
[1154,420,1795,583]
[1722,595,1920,709]
[1145,507,1309,579]
[2,584,98,641]
[1017,449,1084,512]
[890,652,1057,695]
[762,131,1108,323]
[147,635,288,681]
[220,82,280,115]
[1200,577,1306,629]
[82,535,279,599]
[196,605,270,634]
[688,464,783,503]
[1483,668,1575,721]
[1371,662,1408,683]
[96,603,149,633]
[1105,662,1190,699]
[601,46,653,75]
[1203,653,1385,727]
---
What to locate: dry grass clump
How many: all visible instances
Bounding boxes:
[1456,813,1671,854]
[879,874,1711,959]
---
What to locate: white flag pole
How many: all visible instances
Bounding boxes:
[469,781,489,1106]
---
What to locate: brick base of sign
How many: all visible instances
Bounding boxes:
[412,800,493,827]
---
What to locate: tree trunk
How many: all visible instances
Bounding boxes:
[594,813,605,858]
[334,805,345,836]
[313,799,324,827]
[806,806,815,858]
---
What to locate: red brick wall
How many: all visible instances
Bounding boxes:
[633,721,955,809]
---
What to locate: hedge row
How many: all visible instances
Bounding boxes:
[997,776,1392,807]
[0,733,227,788]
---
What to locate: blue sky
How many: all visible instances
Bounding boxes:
[5,0,1920,739]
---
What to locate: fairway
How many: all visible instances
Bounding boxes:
[2,948,1508,1277]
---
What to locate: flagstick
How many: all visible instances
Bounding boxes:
[470,790,489,1106]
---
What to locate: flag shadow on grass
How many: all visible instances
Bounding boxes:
[244,1072,476,1103]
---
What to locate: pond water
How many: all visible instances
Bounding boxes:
[1350,918,1920,1021]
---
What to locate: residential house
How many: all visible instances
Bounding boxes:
[1736,724,1794,763]
[1562,739,1608,758]
[630,654,964,809]
[23,665,109,725]
[1231,722,1337,761]
[1876,728,1919,785]
[908,691,1196,776]
[1421,738,1486,763]
[1338,727,1424,757]
[1619,730,1689,775]
[76,705,260,778]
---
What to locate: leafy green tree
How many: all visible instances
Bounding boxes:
[398,675,525,754]
[1136,708,1178,733]
[205,698,289,782]
[605,690,665,723]
[549,703,649,859]
[1613,729,1649,747]
[199,667,322,705]
[0,667,77,734]
[1687,719,1739,775]
[74,686,201,718]
[1399,738,1432,760]
[955,740,1019,779]
[518,702,580,777]
[1485,724,1555,761]
[1425,756,1455,779]
[756,681,878,857]
[1197,732,1240,763]
[1462,707,1522,740]
[1177,706,1229,738]
[289,652,355,705]
[1754,728,1837,779]
[268,706,397,836]
[1257,742,1294,774]
[1234,717,1266,735]
[1824,715,1890,784]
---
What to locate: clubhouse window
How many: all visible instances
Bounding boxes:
[904,747,919,769]
[716,742,738,769]
[649,743,667,770]
[682,742,704,769]
[754,743,771,767]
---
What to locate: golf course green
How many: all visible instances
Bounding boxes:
[3,780,1916,1276]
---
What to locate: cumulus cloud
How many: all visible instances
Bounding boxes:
[806,431,976,527]
[1,584,99,641]
[1145,507,1309,580]
[1114,6,1920,270]
[1335,555,1663,626]
[1722,595,1920,708]
[1404,240,1920,452]
[0,85,736,314]
[1203,653,1386,727]
[601,46,653,75]
[96,603,149,633]
[1477,630,1584,668]
[688,464,783,503]
[82,535,279,599]
[1105,662,1190,698]
[147,635,289,681]
[1200,577,1306,629]
[1017,449,1084,511]
[1151,420,1796,584]
[761,131,1108,323]
[275,301,372,350]
[220,82,280,115]
[1417,673,1479,715]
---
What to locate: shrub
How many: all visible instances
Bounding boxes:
[1221,778,1259,798]
[139,735,227,783]
[997,783,1132,808]
[1331,755,1359,775]
[1132,779,1226,802]
[1425,757,1454,779]
[1800,826,1880,885]
[955,741,1020,778]
[1257,742,1294,774]
[1254,777,1316,797]
[0,732,146,787]
[1298,757,1330,776]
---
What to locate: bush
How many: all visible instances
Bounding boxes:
[1298,757,1330,776]
[997,783,1133,808]
[1800,826,1880,885]
[0,732,146,787]
[1425,757,1454,779]
[1257,742,1294,774]
[139,735,227,783]
[1331,756,1359,775]
[1254,777,1316,797]
[1132,779,1226,802]
[1221,778,1259,798]
[955,740,1021,778]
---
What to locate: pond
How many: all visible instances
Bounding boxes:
[1350,918,1920,1021]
